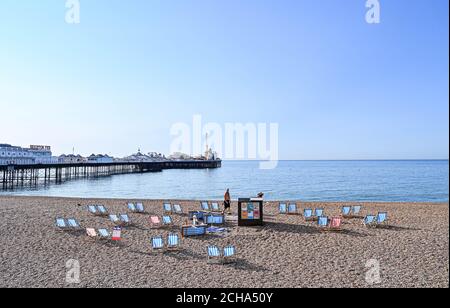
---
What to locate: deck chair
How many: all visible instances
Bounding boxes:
[288,203,298,215]
[86,228,97,237]
[364,215,377,227]
[112,227,122,241]
[150,216,162,228]
[211,202,221,212]
[304,208,314,221]
[342,206,352,217]
[88,205,98,215]
[136,203,145,213]
[318,216,329,230]
[98,228,111,240]
[205,214,225,225]
[182,225,207,237]
[376,212,388,226]
[127,203,137,212]
[120,214,131,226]
[109,214,120,225]
[152,236,165,252]
[201,201,210,212]
[223,246,237,264]
[163,203,173,214]
[162,216,173,226]
[207,245,222,264]
[97,205,108,216]
[328,217,342,232]
[56,218,68,230]
[352,205,362,216]
[279,203,287,214]
[314,208,324,218]
[67,218,81,230]
[167,233,181,251]
[173,204,183,214]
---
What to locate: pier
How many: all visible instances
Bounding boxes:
[0,160,221,190]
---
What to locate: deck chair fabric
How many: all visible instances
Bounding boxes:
[98,229,110,239]
[329,217,342,230]
[173,204,183,214]
[163,203,172,213]
[377,212,388,224]
[182,226,207,237]
[120,214,131,225]
[88,205,98,215]
[288,203,298,214]
[315,208,324,217]
[109,215,120,224]
[364,215,377,227]
[56,218,67,229]
[201,202,210,211]
[279,203,287,214]
[162,216,173,225]
[67,219,80,229]
[207,245,222,263]
[112,227,122,241]
[342,206,351,216]
[304,209,313,220]
[318,216,329,228]
[352,205,362,215]
[128,203,136,212]
[211,202,220,212]
[86,228,97,238]
[205,214,225,225]
[97,205,108,216]
[152,236,164,251]
[136,203,145,213]
[223,246,236,263]
[150,216,161,228]
[167,234,180,250]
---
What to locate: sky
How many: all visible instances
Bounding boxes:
[0,0,448,160]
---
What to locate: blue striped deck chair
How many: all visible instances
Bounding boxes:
[364,215,377,227]
[279,203,287,214]
[88,205,98,215]
[288,203,298,215]
[207,245,222,264]
[98,229,111,240]
[56,218,68,230]
[223,246,237,264]
[352,205,362,216]
[97,205,108,216]
[342,206,352,217]
[314,208,324,218]
[163,203,173,214]
[173,204,183,214]
[318,216,329,230]
[205,214,225,225]
[376,212,388,226]
[304,208,314,221]
[152,236,165,252]
[109,214,120,225]
[182,226,207,237]
[162,216,173,226]
[136,203,145,213]
[120,214,131,226]
[167,234,181,251]
[127,203,137,212]
[201,201,211,212]
[211,202,221,212]
[67,218,81,230]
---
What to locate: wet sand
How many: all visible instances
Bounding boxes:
[0,196,448,288]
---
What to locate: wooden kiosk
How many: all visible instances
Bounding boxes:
[238,198,264,227]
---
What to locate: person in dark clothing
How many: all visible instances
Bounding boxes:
[223,189,231,214]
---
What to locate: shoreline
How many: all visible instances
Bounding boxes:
[1,196,448,288]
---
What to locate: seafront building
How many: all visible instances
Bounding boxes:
[0,144,55,165]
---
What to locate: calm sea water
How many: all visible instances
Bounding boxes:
[1,160,448,202]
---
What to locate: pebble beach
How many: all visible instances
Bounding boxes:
[0,196,448,288]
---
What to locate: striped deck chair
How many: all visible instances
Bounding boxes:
[288,203,298,215]
[120,214,131,226]
[317,216,329,231]
[150,216,162,228]
[86,228,97,238]
[376,212,388,226]
[304,208,314,221]
[207,245,222,264]
[342,206,352,217]
[223,246,237,264]
[162,216,173,226]
[152,236,165,252]
[163,203,173,214]
[128,203,136,212]
[112,227,122,241]
[67,218,81,230]
[182,226,207,237]
[364,215,377,227]
[88,205,98,215]
[136,203,145,213]
[56,218,68,230]
[279,203,287,214]
[98,228,111,240]
[205,214,225,225]
[328,217,342,232]
[211,202,221,212]
[97,205,108,216]
[352,205,362,217]
[314,208,324,218]
[167,234,181,251]
[109,214,120,225]
[201,201,211,212]
[173,204,183,214]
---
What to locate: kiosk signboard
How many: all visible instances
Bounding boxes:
[238,198,264,226]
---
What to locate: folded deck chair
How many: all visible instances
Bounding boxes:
[342,206,352,217]
[109,214,120,225]
[67,218,81,230]
[152,236,165,252]
[97,205,108,216]
[364,215,377,227]
[128,203,137,212]
[211,202,221,212]
[163,203,173,214]
[56,218,68,230]
[201,201,210,212]
[173,204,183,214]
[150,216,162,228]
[314,208,324,218]
[207,245,222,264]
[98,228,111,240]
[86,228,97,238]
[279,203,287,214]
[120,214,131,226]
[223,246,237,264]
[167,233,181,251]
[162,216,173,226]
[288,203,298,215]
[304,208,314,221]
[136,203,145,213]
[376,212,388,226]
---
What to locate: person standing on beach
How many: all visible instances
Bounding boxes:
[224,189,231,215]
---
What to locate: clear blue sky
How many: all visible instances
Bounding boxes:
[0,0,448,160]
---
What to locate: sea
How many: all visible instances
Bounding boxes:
[1,160,448,202]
